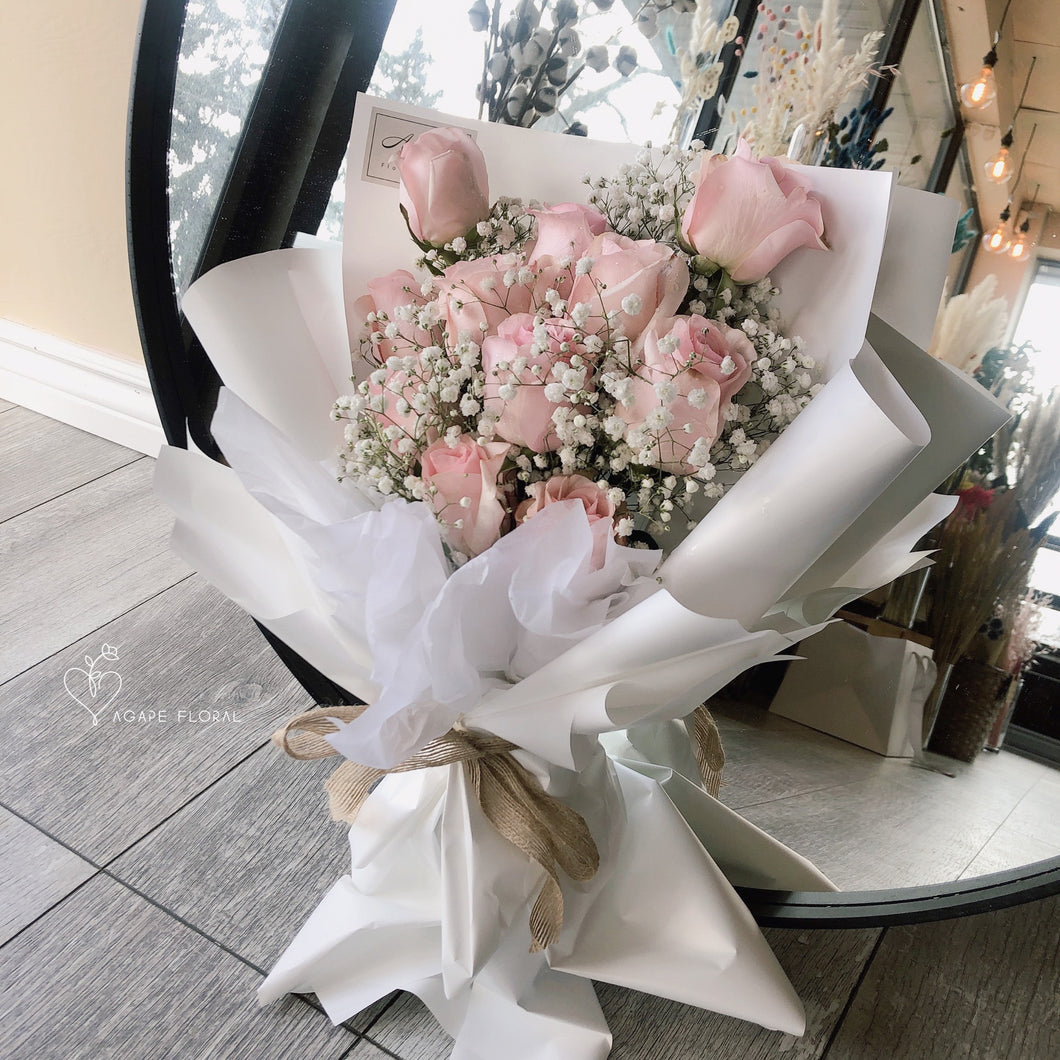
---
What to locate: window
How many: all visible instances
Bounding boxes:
[1013,259,1060,390]
[318,0,702,240]
[168,0,291,293]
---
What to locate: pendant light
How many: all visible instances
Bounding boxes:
[960,0,1014,111]
[982,204,1012,254]
[985,129,1014,183]
[1008,218,1032,260]
[984,57,1037,185]
[982,125,1038,257]
[962,49,998,109]
[1008,184,1042,262]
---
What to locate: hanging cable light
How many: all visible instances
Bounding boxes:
[962,48,999,109]
[984,56,1037,184]
[1008,183,1042,262]
[985,128,1014,183]
[960,0,1015,110]
[981,125,1037,257]
[982,204,1013,254]
[1008,218,1032,260]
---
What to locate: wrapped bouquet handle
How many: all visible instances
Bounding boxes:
[273,706,600,952]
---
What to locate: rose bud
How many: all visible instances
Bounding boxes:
[515,473,617,570]
[527,202,607,266]
[398,127,490,247]
[619,315,754,473]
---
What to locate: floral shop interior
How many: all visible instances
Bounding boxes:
[2,1,1060,1059]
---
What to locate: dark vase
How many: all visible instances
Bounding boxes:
[927,658,1011,763]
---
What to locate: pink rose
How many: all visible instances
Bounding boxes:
[420,434,511,557]
[565,232,689,346]
[680,140,827,283]
[528,203,608,266]
[620,315,755,473]
[398,127,490,246]
[353,268,431,361]
[437,254,533,341]
[517,473,616,524]
[482,314,594,452]
[515,474,616,569]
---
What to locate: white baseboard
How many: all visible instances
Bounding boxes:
[0,319,165,456]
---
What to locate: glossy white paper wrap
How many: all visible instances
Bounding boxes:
[155,98,1008,1058]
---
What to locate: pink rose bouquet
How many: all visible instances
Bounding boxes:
[164,104,1000,1060]
[336,128,827,562]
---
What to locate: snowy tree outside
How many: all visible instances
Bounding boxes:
[168,0,288,292]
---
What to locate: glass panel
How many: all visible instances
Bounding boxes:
[317,0,960,239]
[368,0,692,139]
[943,153,977,290]
[1016,261,1060,624]
[717,0,890,155]
[880,0,953,189]
[169,0,291,293]
[1014,260,1060,391]
[318,0,711,240]
[1031,549,1060,599]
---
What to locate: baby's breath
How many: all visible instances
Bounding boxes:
[335,151,821,545]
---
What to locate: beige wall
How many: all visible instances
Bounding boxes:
[0,1,147,364]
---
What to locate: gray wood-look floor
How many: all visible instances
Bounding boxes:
[2,403,1058,1060]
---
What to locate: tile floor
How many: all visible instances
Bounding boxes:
[2,404,1059,1059]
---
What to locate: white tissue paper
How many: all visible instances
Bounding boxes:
[154,97,1008,1057]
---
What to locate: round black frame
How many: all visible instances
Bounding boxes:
[127,0,1060,929]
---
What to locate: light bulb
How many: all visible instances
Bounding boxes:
[960,64,997,109]
[982,208,1012,254]
[1008,221,1033,260]
[985,129,1015,184]
[985,148,1012,183]
[982,226,1011,253]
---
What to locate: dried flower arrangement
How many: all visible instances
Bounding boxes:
[738,0,886,161]
[469,0,696,132]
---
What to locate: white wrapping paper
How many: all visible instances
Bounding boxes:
[258,755,813,1051]
[155,99,1009,1057]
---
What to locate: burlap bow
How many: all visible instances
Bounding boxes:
[272,705,599,952]
[272,702,724,952]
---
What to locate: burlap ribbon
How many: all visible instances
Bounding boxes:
[689,703,725,799]
[272,702,725,951]
[271,705,599,953]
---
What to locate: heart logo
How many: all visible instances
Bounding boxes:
[64,644,122,725]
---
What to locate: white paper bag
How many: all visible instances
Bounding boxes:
[770,621,935,757]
